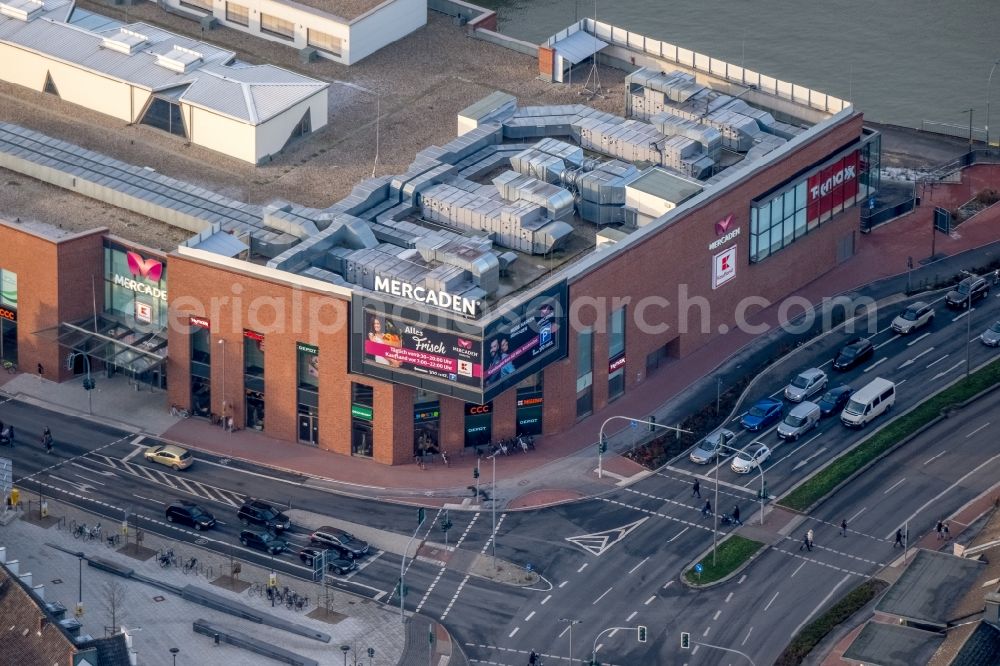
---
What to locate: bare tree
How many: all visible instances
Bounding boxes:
[102,580,127,633]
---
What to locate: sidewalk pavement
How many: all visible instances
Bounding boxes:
[2,165,999,510]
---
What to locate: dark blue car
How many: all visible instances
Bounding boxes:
[740,398,783,431]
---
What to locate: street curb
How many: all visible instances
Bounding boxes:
[677,532,768,590]
[5,390,144,435]
[776,356,1000,515]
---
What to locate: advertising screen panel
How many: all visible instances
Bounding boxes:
[807,149,859,224]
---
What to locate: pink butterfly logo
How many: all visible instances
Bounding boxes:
[715,215,734,236]
[126,251,163,281]
[457,339,472,349]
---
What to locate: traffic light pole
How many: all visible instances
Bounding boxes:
[400,510,426,623]
[590,626,644,665]
[597,416,691,479]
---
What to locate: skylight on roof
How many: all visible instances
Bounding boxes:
[101,28,148,55]
[155,45,204,73]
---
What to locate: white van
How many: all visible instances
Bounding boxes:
[841,377,896,428]
[777,401,821,440]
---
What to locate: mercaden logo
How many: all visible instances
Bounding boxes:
[714,214,735,236]
[126,251,163,281]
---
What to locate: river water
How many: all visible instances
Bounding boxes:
[476,0,997,133]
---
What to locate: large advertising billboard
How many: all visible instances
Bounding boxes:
[807,149,860,224]
[350,281,568,403]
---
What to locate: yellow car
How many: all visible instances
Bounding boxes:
[143,444,193,470]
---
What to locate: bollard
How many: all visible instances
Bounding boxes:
[214,633,220,646]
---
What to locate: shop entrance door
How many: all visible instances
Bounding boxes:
[298,407,319,446]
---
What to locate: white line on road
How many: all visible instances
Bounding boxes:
[792,445,828,472]
[952,310,972,322]
[742,627,753,646]
[932,360,965,380]
[668,527,689,543]
[864,358,888,372]
[577,563,588,573]
[540,595,551,605]
[663,580,674,590]
[644,596,655,605]
[122,446,144,463]
[609,629,618,638]
[874,335,900,350]
[965,423,990,438]
[133,494,164,504]
[737,575,747,585]
[883,478,906,495]
[848,507,867,523]
[703,627,710,637]
[923,451,946,466]
[790,560,807,578]
[626,611,637,622]
[905,451,1000,533]
[628,556,649,574]
[926,353,950,368]
[71,472,105,486]
[524,611,535,621]
[764,591,780,611]
[713,610,721,620]
[725,592,733,603]
[791,574,850,638]
[558,581,568,589]
[558,625,570,638]
[508,627,519,638]
[907,332,931,347]
[593,587,613,604]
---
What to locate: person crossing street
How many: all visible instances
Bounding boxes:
[692,478,701,498]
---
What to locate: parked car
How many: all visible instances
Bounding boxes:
[689,428,736,464]
[891,301,935,334]
[298,547,357,576]
[165,500,216,531]
[777,402,821,441]
[309,527,370,559]
[740,398,784,432]
[731,443,771,474]
[784,368,828,403]
[143,444,193,470]
[946,275,990,309]
[833,337,874,370]
[981,320,1000,347]
[817,386,854,417]
[239,529,288,555]
[237,499,290,532]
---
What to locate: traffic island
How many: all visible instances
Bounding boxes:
[682,535,764,587]
[780,358,1000,513]
[469,554,540,586]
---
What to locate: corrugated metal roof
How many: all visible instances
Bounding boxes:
[551,29,608,65]
[190,230,248,257]
[181,65,327,124]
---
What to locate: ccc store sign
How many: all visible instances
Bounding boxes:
[465,403,493,416]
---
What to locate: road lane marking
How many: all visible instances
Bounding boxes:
[899,347,936,370]
[541,595,551,605]
[883,478,906,495]
[952,310,972,322]
[790,561,807,578]
[644,596,655,605]
[737,575,747,584]
[904,451,1000,531]
[577,563,588,573]
[863,357,887,371]
[791,575,851,638]
[791,445,828,472]
[873,335,899,350]
[558,625,570,638]
[628,556,649,574]
[764,591,779,611]
[133,494,164,504]
[609,628,618,638]
[663,580,674,590]
[906,332,931,347]
[932,360,964,380]
[508,627,519,638]
[122,446,143,463]
[923,451,946,465]
[712,610,721,620]
[71,472,105,486]
[668,527,689,542]
[742,626,753,646]
[566,518,649,557]
[703,627,710,637]
[848,507,867,523]
[965,423,990,438]
[524,611,535,621]
[626,611,637,622]
[725,592,733,603]
[926,353,950,368]
[592,587,613,604]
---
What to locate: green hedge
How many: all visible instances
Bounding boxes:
[684,536,763,585]
[775,579,888,666]
[781,358,1000,512]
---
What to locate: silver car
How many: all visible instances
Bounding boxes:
[689,428,736,464]
[981,320,1000,347]
[784,368,828,403]
[891,301,935,334]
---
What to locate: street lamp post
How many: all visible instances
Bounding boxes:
[966,286,973,377]
[170,647,180,666]
[963,108,974,150]
[340,645,350,666]
[76,551,84,616]
[559,618,582,664]
[987,59,1000,148]
[693,641,756,666]
[400,510,426,622]
[597,416,691,479]
[491,453,497,566]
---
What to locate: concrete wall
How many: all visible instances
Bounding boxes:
[349,0,426,63]
[186,104,259,164]
[252,91,329,162]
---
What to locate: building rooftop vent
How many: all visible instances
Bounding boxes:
[101,28,149,55]
[155,45,204,73]
[0,0,44,21]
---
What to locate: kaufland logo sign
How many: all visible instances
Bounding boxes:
[112,251,167,301]
[709,215,741,250]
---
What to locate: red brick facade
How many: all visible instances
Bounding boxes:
[538,46,555,80]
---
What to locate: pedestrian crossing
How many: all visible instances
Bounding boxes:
[85,451,245,507]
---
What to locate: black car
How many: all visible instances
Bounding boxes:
[237,499,290,532]
[239,529,288,555]
[309,527,370,559]
[833,337,874,370]
[817,385,853,417]
[165,500,216,531]
[946,275,990,308]
[298,547,357,575]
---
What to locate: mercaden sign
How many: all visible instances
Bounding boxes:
[374,276,480,317]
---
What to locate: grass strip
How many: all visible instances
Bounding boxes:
[780,357,1000,512]
[775,579,889,666]
[684,535,763,585]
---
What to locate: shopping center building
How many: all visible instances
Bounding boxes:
[0,19,881,465]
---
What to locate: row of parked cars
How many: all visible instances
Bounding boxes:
[163,497,369,575]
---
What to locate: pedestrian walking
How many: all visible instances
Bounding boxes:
[6,425,13,445]
[702,500,712,517]
[944,522,951,540]
[732,504,742,526]
[807,529,814,550]
[800,531,812,552]
[692,478,701,498]
[893,528,904,548]
[42,427,53,454]
[936,521,944,540]
[840,519,848,537]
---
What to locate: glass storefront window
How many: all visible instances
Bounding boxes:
[245,390,265,430]
[414,401,440,458]
[608,308,626,400]
[0,316,16,365]
[103,244,168,327]
[351,382,373,457]
[189,319,211,418]
[243,330,264,429]
[464,402,492,451]
[576,328,593,418]
[297,343,319,445]
[0,269,16,307]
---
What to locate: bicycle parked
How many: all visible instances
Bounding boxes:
[73,522,89,539]
[169,404,191,419]
[182,557,198,575]
[158,548,177,568]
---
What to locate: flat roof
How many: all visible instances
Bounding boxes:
[627,167,703,203]
[876,549,985,627]
[843,622,944,666]
[284,0,391,21]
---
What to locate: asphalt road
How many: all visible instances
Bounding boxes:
[1,288,998,665]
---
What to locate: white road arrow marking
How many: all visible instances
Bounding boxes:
[565,517,649,556]
[793,446,828,471]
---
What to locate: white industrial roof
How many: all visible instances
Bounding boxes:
[551,29,608,65]
[0,11,328,125]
